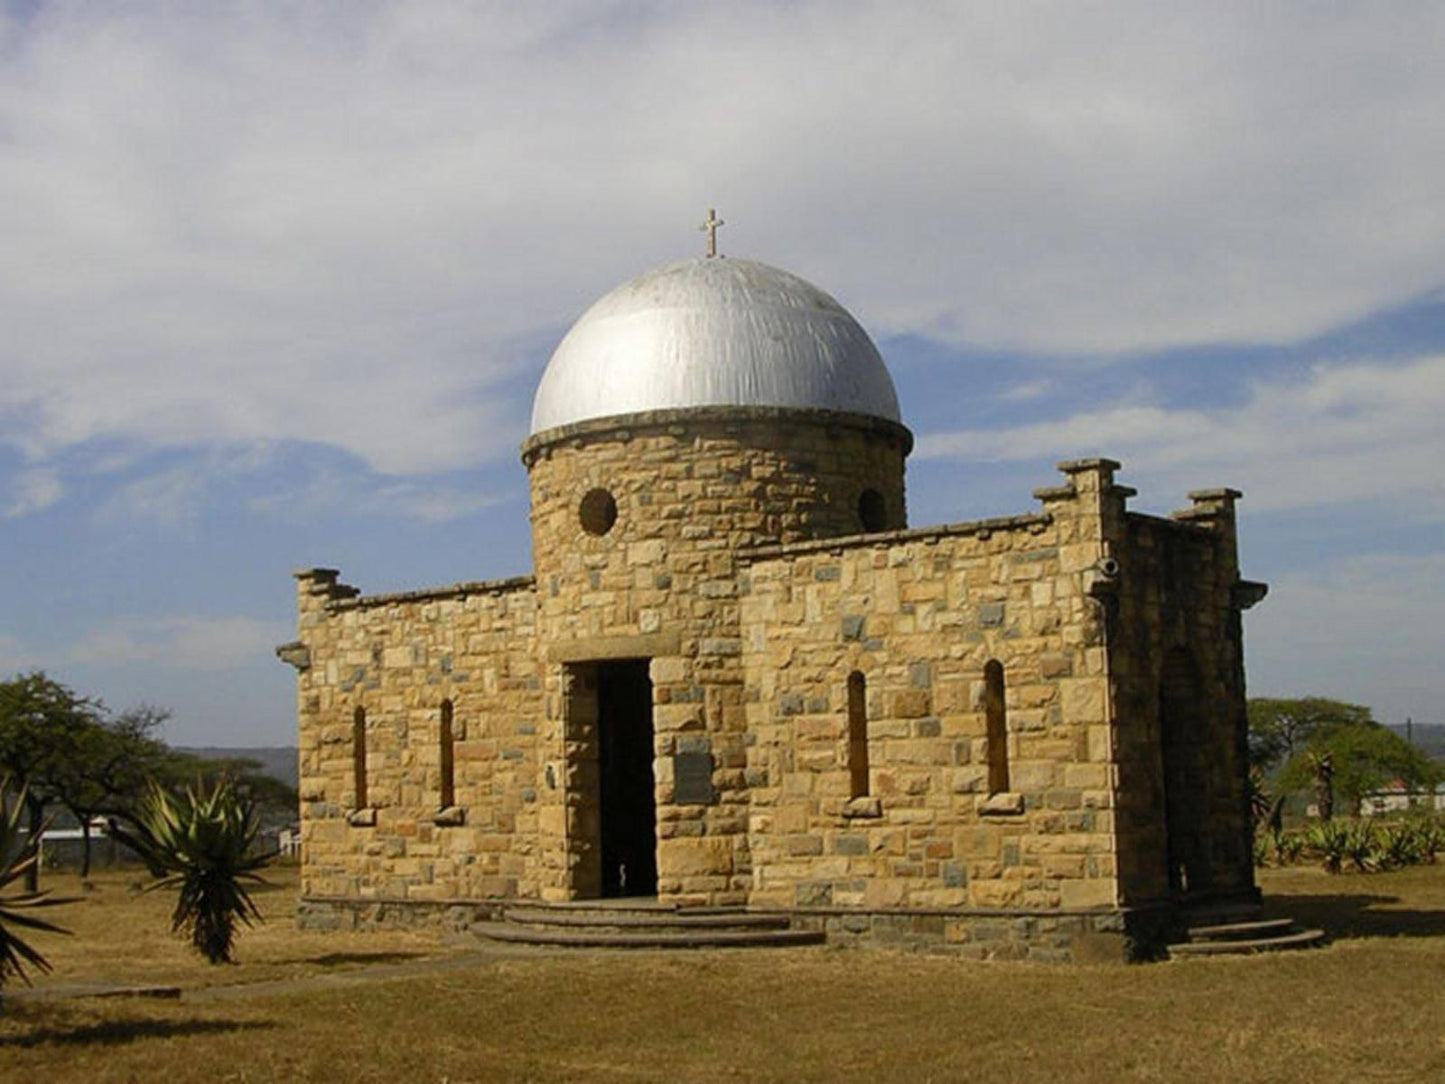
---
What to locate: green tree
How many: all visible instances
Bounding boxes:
[50,706,171,877]
[0,672,101,891]
[1247,697,1375,773]
[1278,723,1440,816]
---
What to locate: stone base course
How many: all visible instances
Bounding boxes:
[297,894,1173,962]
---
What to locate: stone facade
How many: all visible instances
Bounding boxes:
[282,402,1263,960]
[523,407,909,904]
[290,572,544,903]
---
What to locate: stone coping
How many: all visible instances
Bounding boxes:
[1057,457,1122,474]
[328,574,536,612]
[1127,509,1219,535]
[741,512,1052,562]
[520,405,916,462]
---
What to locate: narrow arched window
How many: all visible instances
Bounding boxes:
[352,705,368,809]
[847,671,869,798]
[984,660,1009,794]
[439,699,455,809]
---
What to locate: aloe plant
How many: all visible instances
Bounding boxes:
[114,778,273,964]
[1342,819,1378,872]
[1274,830,1306,866]
[1305,819,1350,873]
[1375,821,1424,869]
[1417,817,1445,863]
[0,778,71,989]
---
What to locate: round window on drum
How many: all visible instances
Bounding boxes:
[579,488,619,536]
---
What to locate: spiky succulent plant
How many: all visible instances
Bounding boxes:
[116,778,272,964]
[0,778,71,989]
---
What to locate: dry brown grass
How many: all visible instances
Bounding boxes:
[2,862,1443,1082]
[15,863,451,989]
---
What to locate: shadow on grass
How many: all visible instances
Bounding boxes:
[1,1015,275,1049]
[306,951,428,968]
[1265,893,1445,939]
[246,879,291,897]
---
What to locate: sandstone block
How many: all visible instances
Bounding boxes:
[1059,879,1115,909]
[970,879,1023,908]
[1059,679,1105,723]
[892,689,931,718]
[659,836,736,877]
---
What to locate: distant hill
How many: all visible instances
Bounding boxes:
[177,746,299,790]
[1385,724,1445,763]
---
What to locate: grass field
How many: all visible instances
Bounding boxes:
[2,862,1443,1082]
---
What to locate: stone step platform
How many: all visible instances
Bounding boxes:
[1184,917,1297,941]
[474,899,826,950]
[1167,927,1328,957]
[1180,900,1271,927]
[505,907,795,931]
[1168,901,1326,958]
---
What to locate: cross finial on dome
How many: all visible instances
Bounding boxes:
[699,208,724,258]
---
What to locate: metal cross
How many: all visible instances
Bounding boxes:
[699,207,724,257]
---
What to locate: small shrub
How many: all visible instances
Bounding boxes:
[1274,830,1306,866]
[1305,819,1350,873]
[1342,819,1377,872]
[1374,821,1425,869]
[1414,816,1444,863]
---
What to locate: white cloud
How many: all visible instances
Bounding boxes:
[0,3,1443,482]
[916,354,1445,515]
[245,463,505,524]
[362,481,503,524]
[92,444,278,526]
[2,468,62,518]
[67,616,292,673]
[95,462,211,527]
[997,379,1056,404]
[1246,552,1445,725]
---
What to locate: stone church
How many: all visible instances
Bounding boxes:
[279,233,1266,959]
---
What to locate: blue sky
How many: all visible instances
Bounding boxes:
[2,3,1443,744]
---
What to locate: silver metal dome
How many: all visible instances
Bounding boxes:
[529,257,901,435]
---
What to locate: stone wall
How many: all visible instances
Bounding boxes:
[282,437,1261,955]
[521,407,911,904]
[287,570,545,906]
[1110,489,1260,905]
[737,460,1123,918]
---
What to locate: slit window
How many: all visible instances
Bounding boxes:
[352,705,368,809]
[847,671,869,798]
[984,660,1009,794]
[439,699,456,809]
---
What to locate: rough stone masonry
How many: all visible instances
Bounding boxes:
[279,254,1265,960]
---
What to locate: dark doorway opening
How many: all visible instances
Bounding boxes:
[597,659,657,897]
[1160,648,1212,898]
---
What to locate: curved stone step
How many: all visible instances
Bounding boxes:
[473,922,826,950]
[534,898,685,913]
[1185,917,1297,942]
[504,907,792,932]
[1168,928,1327,957]
[1180,902,1264,927]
